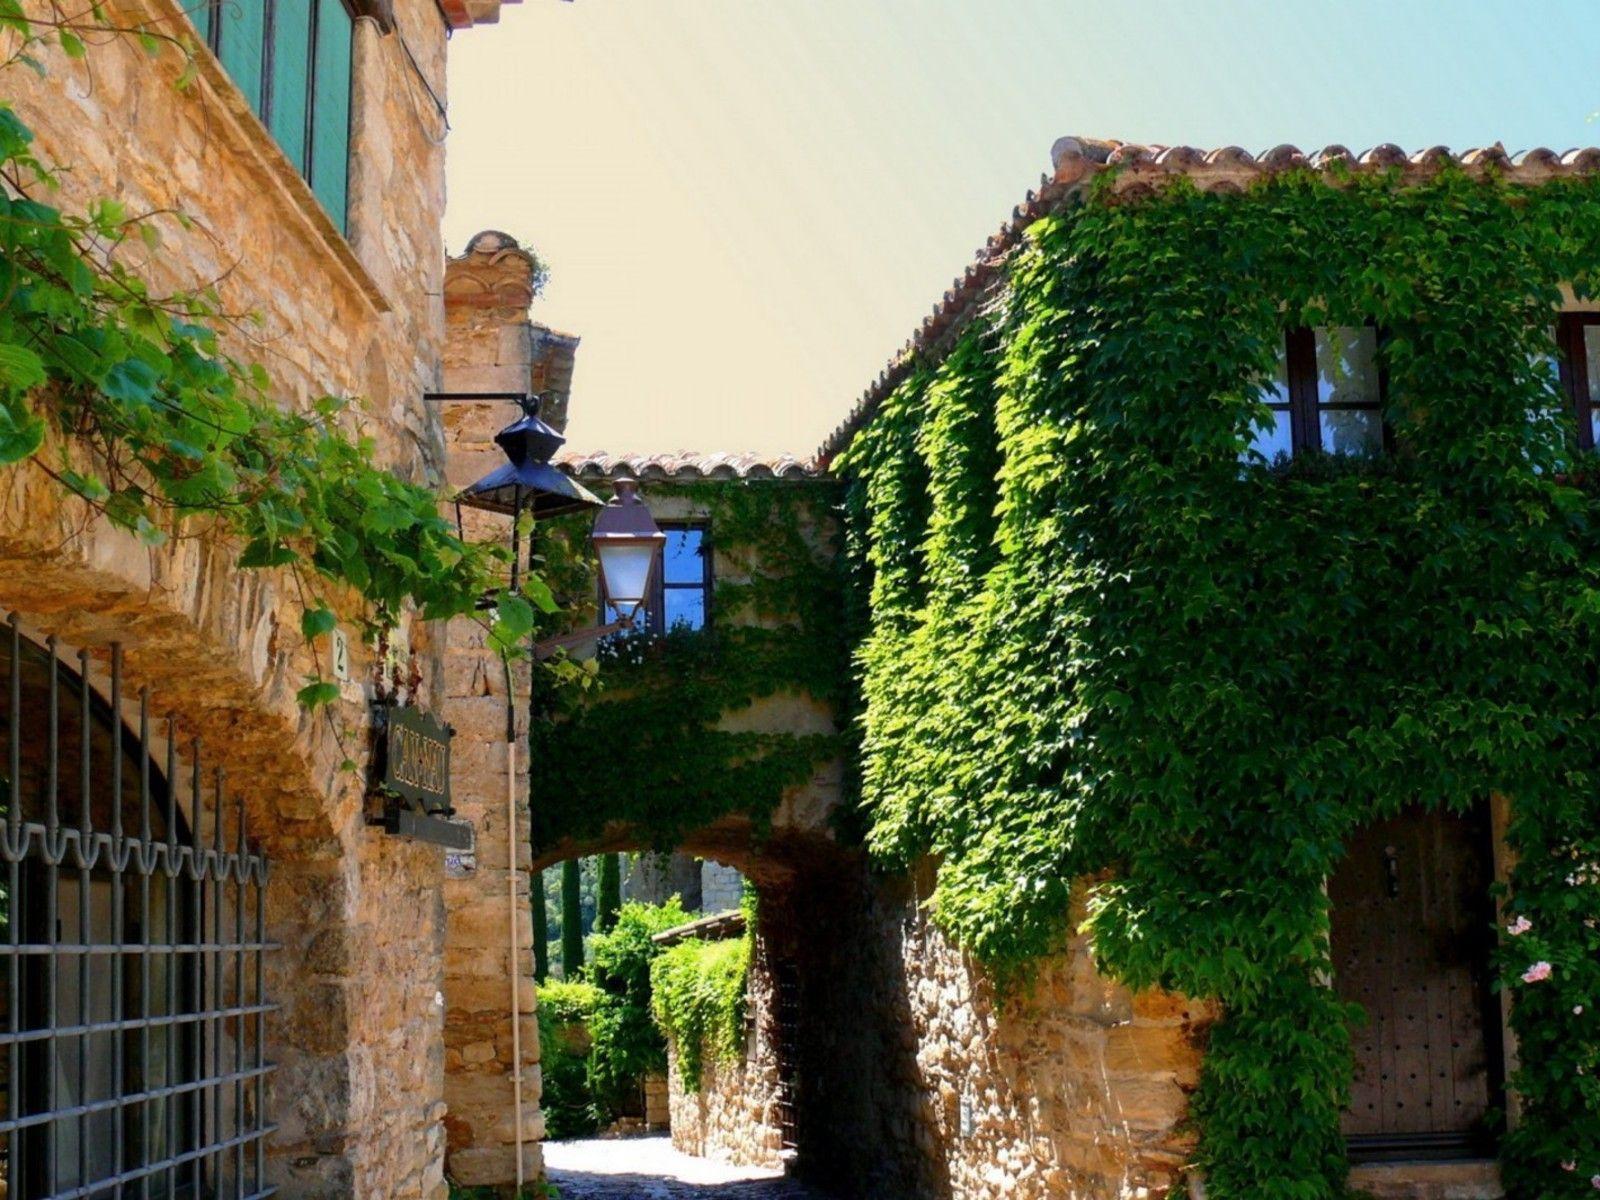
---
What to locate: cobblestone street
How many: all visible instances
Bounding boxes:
[545,1137,832,1200]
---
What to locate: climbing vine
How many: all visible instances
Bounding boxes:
[530,479,845,851]
[650,931,751,1093]
[0,7,546,702]
[838,166,1600,1198]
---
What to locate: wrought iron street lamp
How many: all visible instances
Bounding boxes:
[443,391,664,1199]
[591,478,666,627]
[447,394,665,655]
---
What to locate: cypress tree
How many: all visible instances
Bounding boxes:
[596,853,621,933]
[532,868,549,983]
[560,858,584,977]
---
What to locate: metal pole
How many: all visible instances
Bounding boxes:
[505,492,527,1194]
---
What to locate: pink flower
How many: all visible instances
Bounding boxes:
[1523,961,1554,984]
[1508,916,1533,936]
[1590,1175,1600,1190]
[1563,1160,1576,1171]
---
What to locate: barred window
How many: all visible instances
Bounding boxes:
[0,619,274,1198]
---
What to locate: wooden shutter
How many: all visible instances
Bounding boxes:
[217,0,266,113]
[190,0,214,49]
[268,0,314,176]
[309,0,354,233]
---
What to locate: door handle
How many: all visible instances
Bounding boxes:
[1383,845,1400,899]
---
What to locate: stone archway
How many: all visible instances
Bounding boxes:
[532,817,862,1178]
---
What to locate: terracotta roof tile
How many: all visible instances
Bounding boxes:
[815,138,1600,465]
[558,451,819,483]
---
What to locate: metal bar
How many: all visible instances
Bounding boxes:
[0,1058,275,1136]
[131,715,157,1200]
[0,1001,279,1043]
[234,793,246,1198]
[25,1120,279,1200]
[6,616,20,1200]
[44,636,60,1197]
[422,391,532,402]
[75,650,90,1197]
[211,768,225,1194]
[0,943,280,956]
[253,837,266,1194]
[109,645,125,1198]
[189,759,204,1200]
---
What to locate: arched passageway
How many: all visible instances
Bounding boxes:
[531,820,888,1195]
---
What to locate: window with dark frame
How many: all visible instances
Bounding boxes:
[1557,313,1600,452]
[603,523,712,635]
[1249,326,1386,461]
[188,0,355,233]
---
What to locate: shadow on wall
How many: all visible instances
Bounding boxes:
[786,863,952,1200]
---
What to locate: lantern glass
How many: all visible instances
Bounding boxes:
[596,539,658,619]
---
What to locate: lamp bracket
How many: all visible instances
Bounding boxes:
[422,391,550,418]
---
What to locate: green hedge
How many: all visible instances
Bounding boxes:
[534,980,602,1140]
[586,898,689,1118]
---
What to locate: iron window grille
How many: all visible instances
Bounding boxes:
[0,615,277,1199]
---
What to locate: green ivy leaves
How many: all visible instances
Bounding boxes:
[841,168,1600,1198]
[0,94,532,692]
[529,481,845,853]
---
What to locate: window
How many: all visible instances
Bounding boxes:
[603,523,712,635]
[0,624,273,1197]
[1557,314,1600,451]
[190,0,355,232]
[1248,326,1386,461]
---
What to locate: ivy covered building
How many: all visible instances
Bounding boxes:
[542,137,1600,1200]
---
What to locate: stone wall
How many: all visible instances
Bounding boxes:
[702,862,748,913]
[438,232,558,1187]
[793,862,1213,1200]
[665,930,786,1170]
[0,2,510,1195]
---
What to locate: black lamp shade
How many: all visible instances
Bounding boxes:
[457,411,602,518]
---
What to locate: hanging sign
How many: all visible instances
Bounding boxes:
[370,704,471,849]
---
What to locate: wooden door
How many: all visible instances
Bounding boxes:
[1328,804,1503,1159]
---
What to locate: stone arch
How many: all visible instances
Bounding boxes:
[0,460,403,1196]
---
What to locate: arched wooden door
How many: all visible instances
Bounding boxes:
[1329,804,1504,1160]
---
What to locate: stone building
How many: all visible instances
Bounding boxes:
[0,1,547,1197]
[538,139,1600,1200]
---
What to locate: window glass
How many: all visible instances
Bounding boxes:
[1315,326,1380,407]
[662,528,705,585]
[1250,409,1293,461]
[1584,326,1600,447]
[663,588,706,632]
[1319,408,1384,457]
[1247,340,1293,461]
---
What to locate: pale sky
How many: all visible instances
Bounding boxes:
[443,1,1600,459]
